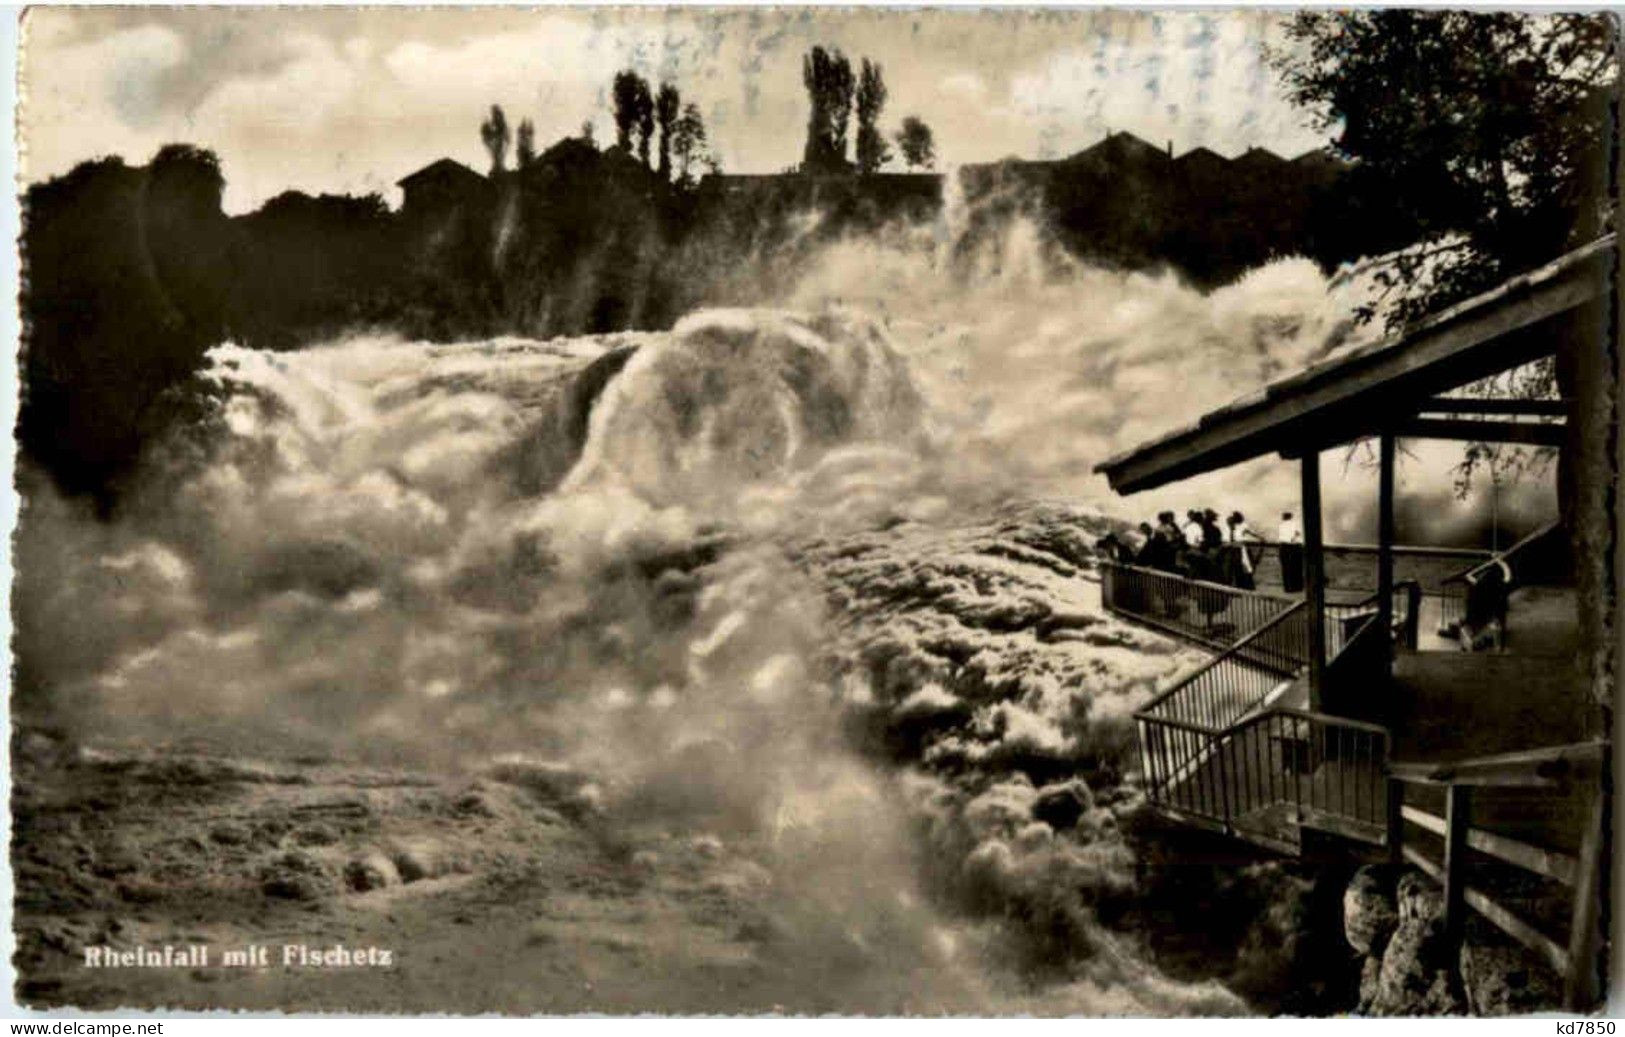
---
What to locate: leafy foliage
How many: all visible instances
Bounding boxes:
[802,46,855,173]
[633,79,655,168]
[656,82,681,181]
[855,59,891,175]
[894,117,935,171]
[516,118,536,168]
[21,146,232,509]
[1273,11,1618,497]
[1275,11,1616,327]
[671,102,712,186]
[479,104,511,174]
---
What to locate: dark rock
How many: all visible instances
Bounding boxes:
[209,823,249,847]
[260,851,335,901]
[17,978,64,1005]
[1358,955,1383,1011]
[1365,871,1465,1015]
[294,823,340,847]
[1396,870,1445,927]
[1344,864,1399,957]
[343,853,399,893]
[1459,925,1561,1015]
[116,881,165,905]
[390,846,435,883]
[1032,779,1095,830]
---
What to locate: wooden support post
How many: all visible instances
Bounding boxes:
[1562,787,1606,1010]
[1443,785,1472,948]
[1302,452,1327,711]
[1386,777,1405,867]
[1377,432,1396,665]
[1404,582,1422,650]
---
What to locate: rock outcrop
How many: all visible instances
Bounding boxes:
[1459,924,1561,1015]
[1361,871,1465,1014]
[1341,865,1560,1015]
[1343,864,1399,957]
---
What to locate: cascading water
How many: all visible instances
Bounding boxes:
[17,198,1427,1013]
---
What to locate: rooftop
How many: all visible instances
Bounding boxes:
[397,158,487,189]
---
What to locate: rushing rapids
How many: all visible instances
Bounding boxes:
[17,208,1467,1012]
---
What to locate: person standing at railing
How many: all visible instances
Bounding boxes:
[1095,532,1142,567]
[1201,509,1224,550]
[1153,511,1189,615]
[1223,511,1263,590]
[1277,510,1304,593]
[1132,522,1159,566]
[1097,530,1149,613]
[1152,511,1183,573]
[1456,556,1513,651]
[1180,509,1212,580]
[1181,509,1205,551]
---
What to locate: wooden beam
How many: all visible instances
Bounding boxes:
[1563,789,1606,1009]
[1386,778,1405,866]
[1464,886,1571,980]
[1298,806,1387,846]
[1400,805,1579,886]
[1442,786,1472,948]
[1421,397,1571,416]
[1402,841,1443,881]
[1377,432,1396,668]
[1402,842,1572,980]
[1388,741,1608,788]
[1393,417,1566,447]
[1301,454,1326,710]
[1097,239,1611,493]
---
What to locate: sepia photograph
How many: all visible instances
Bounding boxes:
[8,4,1620,1018]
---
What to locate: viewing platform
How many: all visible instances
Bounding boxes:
[1091,236,1615,1009]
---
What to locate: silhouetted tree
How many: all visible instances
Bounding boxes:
[656,82,681,181]
[480,105,511,174]
[580,121,597,147]
[672,102,711,186]
[633,79,655,168]
[612,71,644,153]
[1274,10,1617,538]
[516,118,537,168]
[21,145,232,509]
[855,59,891,175]
[895,116,936,171]
[801,46,855,173]
[1274,11,1615,327]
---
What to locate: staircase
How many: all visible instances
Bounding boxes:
[1104,562,1407,854]
[1102,558,1607,1008]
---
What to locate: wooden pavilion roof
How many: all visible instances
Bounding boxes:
[1096,236,1617,494]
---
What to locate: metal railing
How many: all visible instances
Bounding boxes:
[1230,708,1392,833]
[1137,601,1307,728]
[1105,561,1419,662]
[1438,519,1563,634]
[1326,581,1422,654]
[1136,703,1391,846]
[1101,561,1298,649]
[1126,568,1411,849]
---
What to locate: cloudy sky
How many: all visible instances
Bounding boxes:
[20,7,1331,213]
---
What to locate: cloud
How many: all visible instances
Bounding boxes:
[21,8,1326,213]
[20,21,187,176]
[1004,13,1322,160]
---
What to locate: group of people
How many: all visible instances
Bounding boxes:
[1098,507,1308,592]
